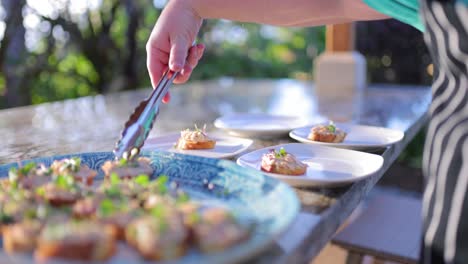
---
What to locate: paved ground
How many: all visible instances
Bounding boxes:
[312,161,423,264]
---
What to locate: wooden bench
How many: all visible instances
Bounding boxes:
[332,192,422,264]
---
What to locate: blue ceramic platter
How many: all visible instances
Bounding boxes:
[0,151,299,264]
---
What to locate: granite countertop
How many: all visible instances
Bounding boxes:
[0,78,431,263]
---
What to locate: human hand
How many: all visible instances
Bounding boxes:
[146,0,204,103]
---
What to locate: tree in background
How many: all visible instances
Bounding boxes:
[0,0,323,109]
[0,1,430,110]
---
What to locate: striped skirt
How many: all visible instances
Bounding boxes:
[421,1,468,263]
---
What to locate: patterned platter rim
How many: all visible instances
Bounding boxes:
[0,150,300,264]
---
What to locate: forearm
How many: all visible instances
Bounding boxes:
[187,0,387,27]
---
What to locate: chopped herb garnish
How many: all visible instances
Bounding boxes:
[188,212,200,224]
[327,121,336,133]
[19,162,36,176]
[8,167,19,183]
[104,186,121,198]
[99,199,116,217]
[150,204,165,219]
[110,173,121,185]
[54,175,75,190]
[36,186,46,197]
[176,192,190,204]
[134,174,150,187]
[24,207,37,219]
[119,158,128,167]
[60,158,81,173]
[154,175,168,194]
[274,147,288,158]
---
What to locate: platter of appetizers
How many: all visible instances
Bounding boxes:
[143,125,253,159]
[237,143,384,187]
[0,151,299,263]
[214,113,310,138]
[289,122,404,151]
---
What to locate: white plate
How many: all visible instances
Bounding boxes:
[214,113,310,138]
[236,143,384,187]
[143,133,253,159]
[289,123,404,151]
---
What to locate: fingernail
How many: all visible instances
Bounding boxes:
[170,62,183,71]
[181,67,192,76]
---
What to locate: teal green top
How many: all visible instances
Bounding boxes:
[363,0,425,32]
[364,0,468,32]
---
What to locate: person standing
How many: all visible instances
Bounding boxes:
[146,0,468,263]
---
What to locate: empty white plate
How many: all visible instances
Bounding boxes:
[289,123,404,151]
[142,133,253,159]
[236,143,383,187]
[214,113,310,138]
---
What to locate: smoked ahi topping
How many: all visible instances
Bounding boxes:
[0,156,250,262]
[308,121,347,143]
[175,124,216,150]
[261,148,308,176]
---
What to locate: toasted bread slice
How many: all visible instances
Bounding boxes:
[3,220,41,254]
[307,124,346,143]
[261,161,307,175]
[193,208,249,253]
[102,157,153,179]
[176,139,216,150]
[35,222,116,262]
[125,213,188,261]
[261,149,307,176]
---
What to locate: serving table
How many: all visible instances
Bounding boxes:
[0,79,431,263]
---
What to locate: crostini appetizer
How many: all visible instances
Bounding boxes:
[0,155,251,263]
[101,157,153,180]
[35,221,116,262]
[3,220,42,253]
[308,122,347,143]
[125,209,189,260]
[261,148,307,176]
[193,207,249,253]
[36,175,82,207]
[175,124,216,150]
[50,158,97,186]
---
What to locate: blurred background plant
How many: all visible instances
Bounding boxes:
[0,0,430,172]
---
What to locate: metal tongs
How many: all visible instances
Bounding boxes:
[113,69,178,160]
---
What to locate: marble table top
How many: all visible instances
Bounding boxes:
[0,78,431,263]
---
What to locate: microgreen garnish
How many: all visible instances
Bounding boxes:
[119,158,128,167]
[110,173,121,185]
[150,204,165,218]
[19,162,36,175]
[274,147,288,158]
[53,175,75,190]
[60,158,81,173]
[176,192,190,204]
[24,207,37,219]
[8,167,19,183]
[327,121,336,133]
[99,199,117,217]
[36,186,46,197]
[188,212,200,224]
[154,175,168,194]
[149,204,169,232]
[8,162,37,183]
[104,185,121,198]
[134,174,150,187]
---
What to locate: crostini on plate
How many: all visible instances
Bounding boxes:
[175,125,216,150]
[0,156,251,263]
[261,148,307,176]
[308,122,347,143]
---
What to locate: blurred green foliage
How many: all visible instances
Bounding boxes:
[0,0,427,168]
[0,0,324,108]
